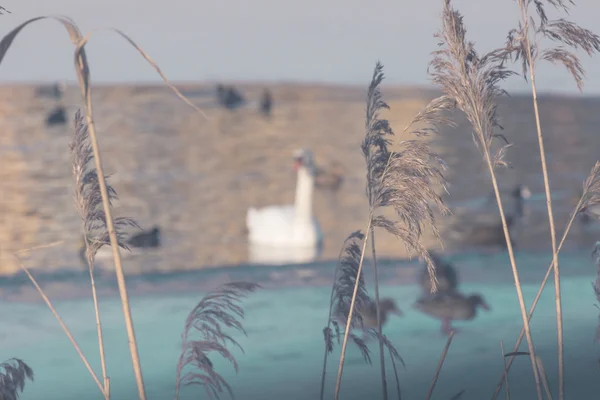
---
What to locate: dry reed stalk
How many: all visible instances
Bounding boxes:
[591,242,600,343]
[85,239,109,398]
[520,25,563,399]
[1,253,39,400]
[76,29,210,123]
[429,1,543,397]
[320,231,371,400]
[502,351,554,400]
[79,51,142,400]
[504,1,600,396]
[387,339,402,400]
[13,241,65,255]
[425,330,455,400]
[0,15,211,400]
[535,356,553,400]
[500,342,511,400]
[75,57,148,395]
[492,163,600,400]
[368,230,387,399]
[70,110,140,399]
[13,254,105,395]
[332,62,451,400]
[332,225,375,399]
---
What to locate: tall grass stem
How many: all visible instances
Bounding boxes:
[516,1,564,397]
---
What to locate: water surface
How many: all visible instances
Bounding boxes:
[1,250,599,400]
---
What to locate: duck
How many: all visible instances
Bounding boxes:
[579,206,597,225]
[508,184,532,218]
[358,298,403,330]
[246,149,321,250]
[484,184,532,216]
[36,81,66,100]
[413,291,490,334]
[78,236,139,265]
[78,226,161,266]
[335,297,403,335]
[419,250,458,294]
[259,88,272,117]
[452,215,518,249]
[570,187,599,225]
[46,105,67,126]
[314,160,345,192]
[216,84,246,110]
[127,226,161,248]
[450,184,531,250]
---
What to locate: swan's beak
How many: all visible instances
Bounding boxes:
[293,159,302,171]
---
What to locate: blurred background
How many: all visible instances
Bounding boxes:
[1,1,600,399]
[0,0,599,273]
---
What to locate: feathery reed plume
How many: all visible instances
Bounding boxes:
[70,110,139,266]
[503,3,600,398]
[492,161,600,399]
[0,358,33,400]
[320,231,405,400]
[429,5,515,165]
[174,282,259,400]
[577,162,600,220]
[320,231,374,400]
[504,0,600,92]
[591,242,600,342]
[364,63,451,290]
[333,62,450,400]
[70,109,138,397]
[429,1,543,399]
[331,231,370,332]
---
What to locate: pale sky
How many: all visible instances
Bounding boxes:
[1,0,600,94]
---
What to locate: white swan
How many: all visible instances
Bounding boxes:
[246,149,322,264]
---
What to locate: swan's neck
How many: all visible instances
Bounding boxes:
[294,166,314,224]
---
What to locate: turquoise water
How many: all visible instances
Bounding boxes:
[1,250,599,400]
